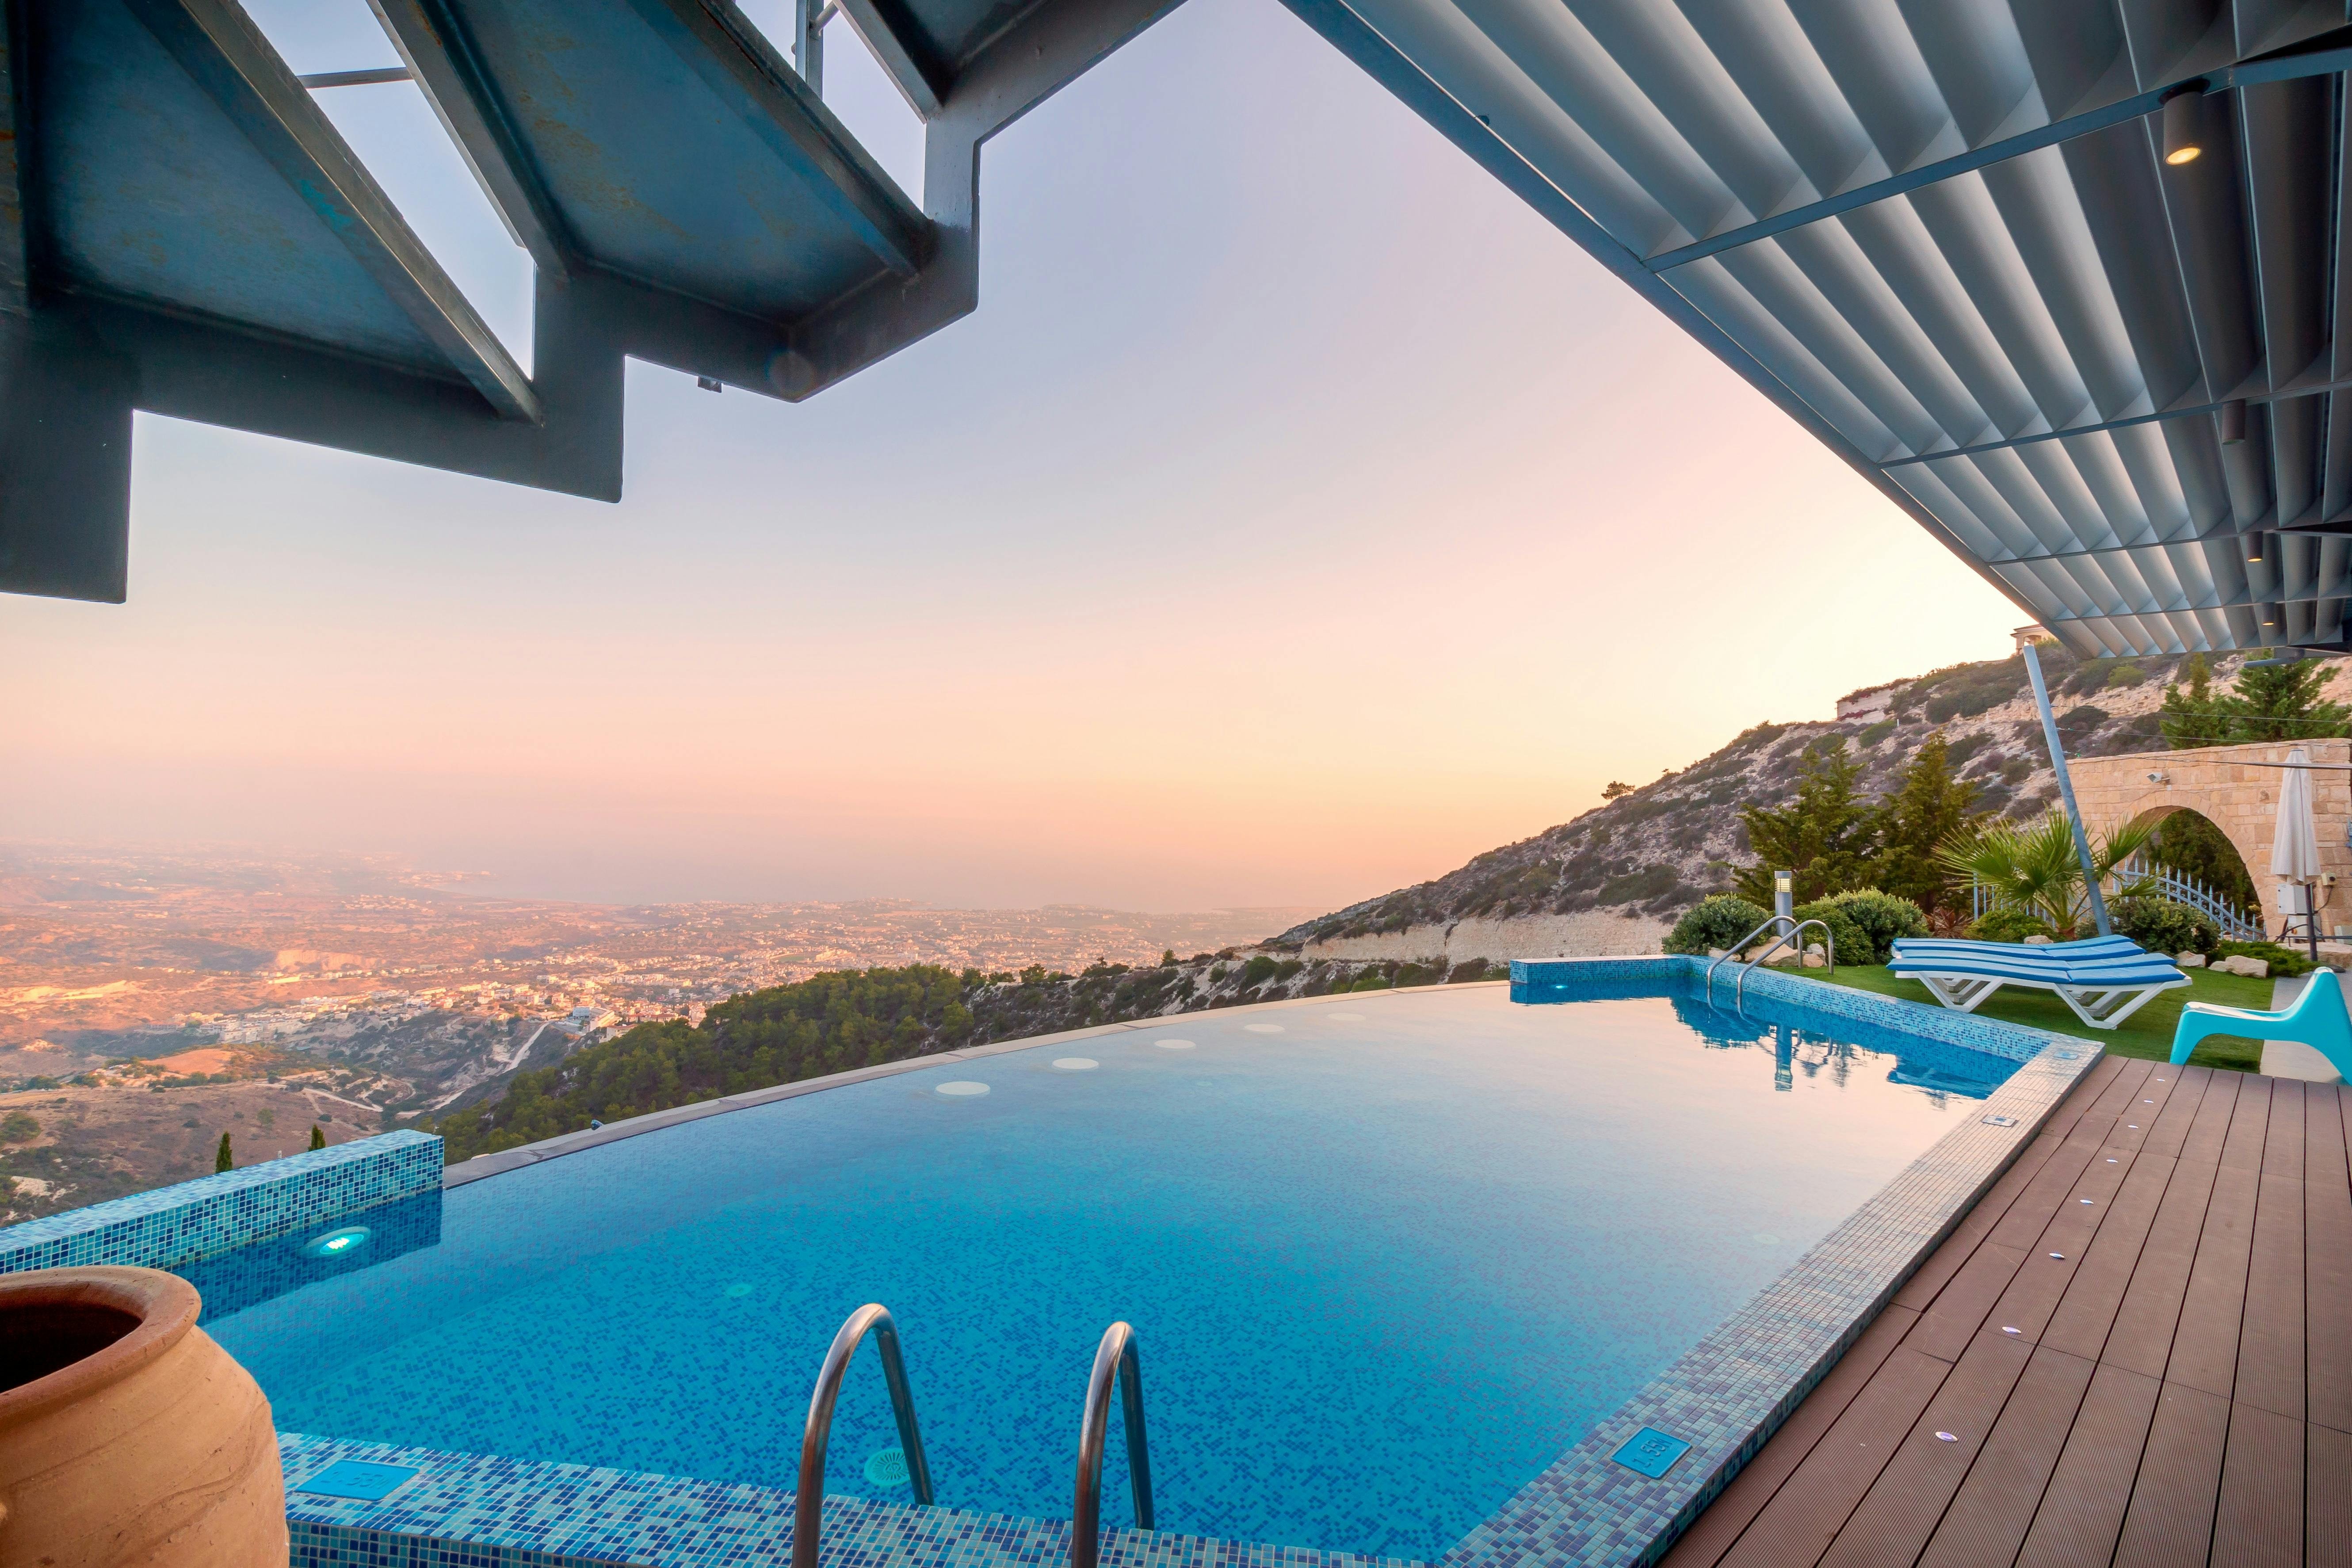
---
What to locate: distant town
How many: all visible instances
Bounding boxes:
[0,842,1311,1218]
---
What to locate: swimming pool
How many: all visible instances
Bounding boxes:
[179,974,2057,1563]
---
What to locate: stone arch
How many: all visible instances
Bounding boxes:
[2068,739,2352,938]
[2120,803,2260,916]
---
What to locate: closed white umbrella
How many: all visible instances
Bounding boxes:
[2273,745,2321,952]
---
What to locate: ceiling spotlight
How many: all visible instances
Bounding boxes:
[2221,398,2248,444]
[2162,85,2206,165]
[2248,537,2264,562]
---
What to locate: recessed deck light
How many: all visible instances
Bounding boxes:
[1935,1431,1959,1442]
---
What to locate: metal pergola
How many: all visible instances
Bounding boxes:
[4,0,2346,658]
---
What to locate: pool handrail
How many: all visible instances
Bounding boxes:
[1735,919,1833,1018]
[793,1302,936,1568]
[1071,1320,1156,1568]
[1705,913,1806,1006]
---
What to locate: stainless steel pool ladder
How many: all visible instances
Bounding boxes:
[1070,1321,1156,1568]
[793,1303,935,1568]
[1703,916,1835,1020]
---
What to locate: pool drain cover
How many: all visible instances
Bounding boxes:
[864,1448,910,1487]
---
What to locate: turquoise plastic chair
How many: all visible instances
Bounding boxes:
[2169,966,2352,1076]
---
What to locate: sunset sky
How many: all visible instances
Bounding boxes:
[0,0,2023,912]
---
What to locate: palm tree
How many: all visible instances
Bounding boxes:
[1938,811,2155,939]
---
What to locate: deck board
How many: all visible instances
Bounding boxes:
[1669,1047,2348,1568]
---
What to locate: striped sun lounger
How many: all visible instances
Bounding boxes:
[1886,936,2189,1030]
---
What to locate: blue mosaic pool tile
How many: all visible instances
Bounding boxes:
[281,1434,1424,1568]
[0,1130,441,1276]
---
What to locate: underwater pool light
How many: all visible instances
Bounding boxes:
[302,1226,372,1259]
[1052,1058,1098,1071]
[1243,1023,1284,1034]
[1153,1039,1195,1050]
[935,1081,989,1096]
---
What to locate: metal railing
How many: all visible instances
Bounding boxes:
[1968,859,2261,941]
[1071,1321,1155,1568]
[793,1305,935,1568]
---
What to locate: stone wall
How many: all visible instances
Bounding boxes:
[2066,739,2352,937]
[1302,909,1670,965]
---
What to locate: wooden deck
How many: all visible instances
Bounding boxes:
[1664,1055,2352,1568]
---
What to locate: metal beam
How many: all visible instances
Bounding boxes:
[365,0,571,274]
[126,0,539,421]
[0,312,131,602]
[63,279,622,501]
[298,66,411,88]
[0,0,27,315]
[2035,598,2317,627]
[634,0,929,279]
[1646,42,2352,273]
[787,0,1187,397]
[833,0,947,118]
[1877,374,2352,469]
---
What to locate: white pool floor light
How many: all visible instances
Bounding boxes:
[935,1081,990,1096]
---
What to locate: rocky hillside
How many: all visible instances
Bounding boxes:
[1270,646,2352,965]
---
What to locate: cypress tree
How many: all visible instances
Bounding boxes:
[1871,731,1982,916]
[309,1124,326,1151]
[1733,740,1877,905]
[214,1133,233,1173]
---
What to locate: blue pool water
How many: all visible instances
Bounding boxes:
[191,985,2016,1560]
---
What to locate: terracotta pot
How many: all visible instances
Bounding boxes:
[0,1267,285,1567]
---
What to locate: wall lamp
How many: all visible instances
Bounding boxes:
[2161,84,2207,165]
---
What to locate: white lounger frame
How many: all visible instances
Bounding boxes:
[1903,969,2187,1030]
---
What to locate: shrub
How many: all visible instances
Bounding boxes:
[1664,894,1772,955]
[1817,889,1930,964]
[1240,955,1279,986]
[0,1111,38,1144]
[2214,939,2316,977]
[1790,900,1870,966]
[1967,906,2054,943]
[2111,896,2218,956]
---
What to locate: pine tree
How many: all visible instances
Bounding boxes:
[2163,651,2351,747]
[2160,652,2220,748]
[1870,731,1983,916]
[1733,740,1878,905]
[309,1124,326,1151]
[2219,655,2352,742]
[214,1133,233,1173]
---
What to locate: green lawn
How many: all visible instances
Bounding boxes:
[1791,964,2276,1072]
